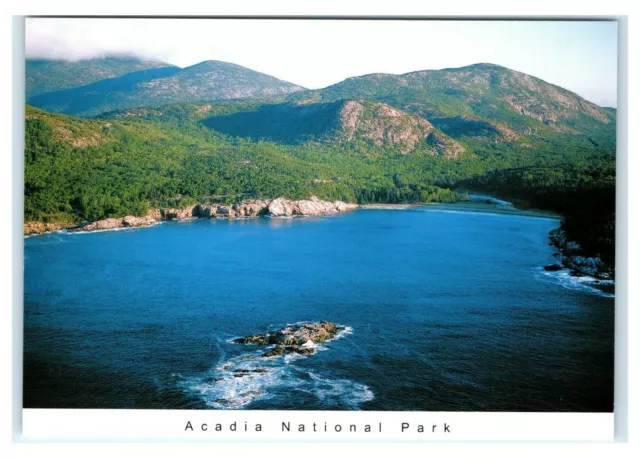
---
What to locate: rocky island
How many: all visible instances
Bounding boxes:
[233,321,344,357]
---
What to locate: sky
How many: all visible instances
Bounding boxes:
[25,18,618,107]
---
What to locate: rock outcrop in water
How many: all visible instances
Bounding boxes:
[234,321,344,357]
[543,264,563,272]
[24,196,358,235]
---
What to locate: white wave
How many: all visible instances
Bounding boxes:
[467,194,514,207]
[420,208,505,217]
[535,267,615,298]
[64,222,162,235]
[179,323,373,409]
[307,372,375,407]
[334,326,353,340]
[263,214,297,219]
[26,235,68,245]
[359,205,415,210]
[25,229,70,239]
[419,206,558,221]
[282,351,308,363]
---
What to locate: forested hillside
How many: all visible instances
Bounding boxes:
[24,105,469,224]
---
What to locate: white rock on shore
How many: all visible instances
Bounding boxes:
[122,215,157,227]
[268,196,358,217]
[24,196,359,235]
[74,214,158,232]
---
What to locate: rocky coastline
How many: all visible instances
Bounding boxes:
[548,227,614,280]
[24,221,73,236]
[23,196,359,236]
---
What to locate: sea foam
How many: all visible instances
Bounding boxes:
[535,267,614,298]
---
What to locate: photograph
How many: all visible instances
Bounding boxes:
[22,17,616,413]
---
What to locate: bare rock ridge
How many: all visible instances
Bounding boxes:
[23,196,358,235]
[233,321,343,358]
[202,99,466,158]
[337,100,464,157]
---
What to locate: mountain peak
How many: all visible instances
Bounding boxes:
[184,60,242,70]
[459,62,508,71]
[28,58,307,117]
[25,56,175,97]
[288,62,614,135]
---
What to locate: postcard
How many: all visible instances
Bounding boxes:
[20,16,618,442]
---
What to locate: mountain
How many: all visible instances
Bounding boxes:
[27,60,306,117]
[201,99,465,157]
[288,63,615,145]
[25,56,174,98]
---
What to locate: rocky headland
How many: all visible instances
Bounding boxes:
[23,196,358,235]
[548,227,614,280]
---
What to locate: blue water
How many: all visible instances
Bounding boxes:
[23,207,614,411]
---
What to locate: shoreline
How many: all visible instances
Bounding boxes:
[23,196,358,236]
[24,195,564,237]
[359,204,420,210]
[420,202,562,219]
[360,201,561,219]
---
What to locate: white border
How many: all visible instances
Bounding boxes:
[22,410,613,442]
[3,0,636,456]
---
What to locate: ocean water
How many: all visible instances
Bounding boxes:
[23,207,614,411]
